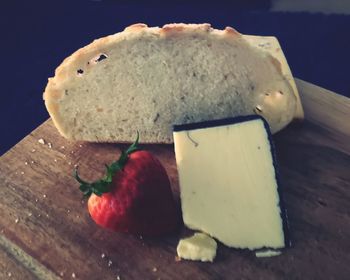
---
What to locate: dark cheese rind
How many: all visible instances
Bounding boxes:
[173,115,263,132]
[173,115,291,248]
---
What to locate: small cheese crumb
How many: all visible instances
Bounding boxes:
[101,253,106,259]
[108,260,113,267]
[175,256,181,262]
[35,198,38,202]
[116,276,121,280]
[21,172,24,175]
[61,146,65,149]
[38,138,45,145]
[31,161,35,164]
[24,161,28,165]
[152,267,157,272]
[54,159,57,162]
[48,143,52,149]
[31,149,36,153]
[43,194,47,198]
[15,218,19,224]
[60,271,64,277]
[71,272,76,278]
[28,213,32,217]
[177,233,217,262]
[7,272,12,277]
[255,250,281,258]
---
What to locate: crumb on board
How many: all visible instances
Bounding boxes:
[72,272,76,278]
[24,161,28,165]
[38,138,45,145]
[15,218,19,224]
[108,260,113,267]
[175,256,181,262]
[152,267,158,272]
[31,149,36,153]
[48,142,52,149]
[21,171,24,175]
[54,159,57,162]
[101,253,106,259]
[43,194,47,198]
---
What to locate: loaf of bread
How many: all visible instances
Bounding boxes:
[43,23,303,143]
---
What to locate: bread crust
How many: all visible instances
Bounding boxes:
[44,23,304,142]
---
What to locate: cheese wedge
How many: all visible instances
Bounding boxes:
[177,233,217,262]
[173,116,289,250]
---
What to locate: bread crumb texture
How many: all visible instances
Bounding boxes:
[44,23,299,143]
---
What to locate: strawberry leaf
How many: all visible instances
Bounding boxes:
[74,133,141,197]
[125,131,139,154]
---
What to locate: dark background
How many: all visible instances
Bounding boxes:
[1,0,350,155]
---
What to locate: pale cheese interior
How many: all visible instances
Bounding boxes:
[173,119,285,250]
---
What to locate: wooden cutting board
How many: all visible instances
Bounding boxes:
[0,79,349,280]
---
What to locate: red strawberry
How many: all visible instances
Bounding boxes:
[74,135,179,236]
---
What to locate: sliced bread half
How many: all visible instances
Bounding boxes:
[43,23,303,143]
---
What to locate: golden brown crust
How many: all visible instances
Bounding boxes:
[124,23,148,32]
[224,26,240,36]
[161,23,212,36]
[45,97,68,139]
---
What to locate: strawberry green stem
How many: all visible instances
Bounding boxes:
[74,132,140,197]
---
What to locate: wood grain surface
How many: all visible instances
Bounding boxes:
[0,79,349,280]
